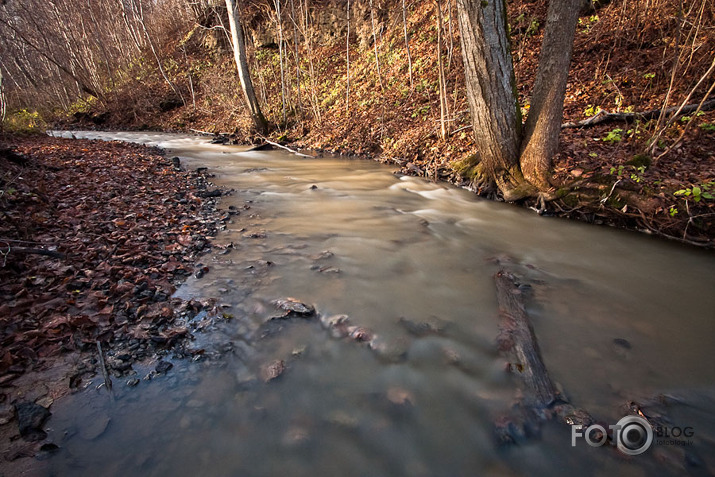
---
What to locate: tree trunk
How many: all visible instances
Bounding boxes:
[0,69,5,124]
[455,0,531,200]
[519,0,580,190]
[436,0,448,140]
[290,0,303,129]
[225,0,268,134]
[401,0,413,90]
[345,0,351,113]
[273,0,287,125]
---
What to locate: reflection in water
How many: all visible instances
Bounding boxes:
[47,131,715,476]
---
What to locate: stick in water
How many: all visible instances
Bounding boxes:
[96,341,114,399]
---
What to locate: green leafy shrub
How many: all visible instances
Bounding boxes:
[674,182,715,202]
[2,109,47,134]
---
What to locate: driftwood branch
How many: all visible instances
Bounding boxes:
[96,341,114,400]
[189,128,215,136]
[561,99,715,129]
[256,135,314,157]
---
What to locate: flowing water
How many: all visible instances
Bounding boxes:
[45,131,715,476]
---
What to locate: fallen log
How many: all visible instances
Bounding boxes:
[493,270,594,443]
[561,99,715,129]
[495,270,559,408]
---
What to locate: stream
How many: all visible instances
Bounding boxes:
[45,131,715,476]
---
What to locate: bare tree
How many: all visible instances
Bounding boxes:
[369,0,383,90]
[302,0,321,121]
[273,0,288,125]
[127,0,185,105]
[436,0,448,140]
[345,0,351,112]
[402,0,413,90]
[290,0,303,127]
[0,68,6,124]
[225,0,269,133]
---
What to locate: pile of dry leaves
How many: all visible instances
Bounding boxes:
[0,134,226,385]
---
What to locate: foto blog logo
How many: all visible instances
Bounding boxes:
[572,415,654,455]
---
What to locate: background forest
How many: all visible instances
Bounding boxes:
[1,0,713,244]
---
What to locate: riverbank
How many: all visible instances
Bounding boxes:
[40,0,714,248]
[0,133,233,469]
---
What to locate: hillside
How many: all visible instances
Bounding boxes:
[2,0,714,245]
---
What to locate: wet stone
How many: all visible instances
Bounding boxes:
[15,402,51,441]
[272,298,315,317]
[320,314,351,339]
[613,338,632,349]
[348,326,374,343]
[198,189,222,198]
[310,250,334,261]
[155,360,173,374]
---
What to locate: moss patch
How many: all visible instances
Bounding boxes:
[451,154,481,180]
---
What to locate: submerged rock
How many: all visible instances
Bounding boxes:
[398,316,449,337]
[320,314,351,339]
[80,415,111,440]
[260,360,286,382]
[348,326,374,343]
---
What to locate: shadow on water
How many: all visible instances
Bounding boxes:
[45,131,715,476]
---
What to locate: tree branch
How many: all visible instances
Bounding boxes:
[561,99,715,128]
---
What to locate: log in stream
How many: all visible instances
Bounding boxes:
[493,270,594,443]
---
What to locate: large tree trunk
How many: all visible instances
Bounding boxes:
[456,0,580,200]
[455,0,532,201]
[225,0,268,134]
[519,0,580,190]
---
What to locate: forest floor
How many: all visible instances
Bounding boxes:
[0,134,236,469]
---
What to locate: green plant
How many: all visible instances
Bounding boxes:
[526,19,540,37]
[610,164,646,183]
[669,206,678,217]
[578,15,599,33]
[699,122,715,132]
[584,104,602,117]
[411,105,430,118]
[631,165,646,183]
[610,165,625,176]
[674,182,715,202]
[603,128,623,143]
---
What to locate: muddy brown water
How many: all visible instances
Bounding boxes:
[44,131,715,476]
